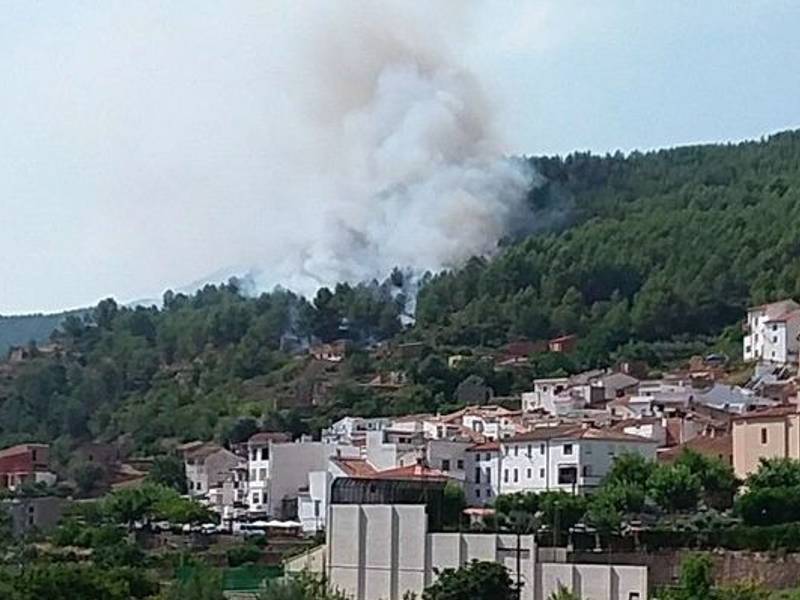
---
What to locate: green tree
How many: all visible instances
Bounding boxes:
[648,465,701,513]
[422,561,516,600]
[148,454,188,493]
[674,449,739,510]
[258,572,349,600]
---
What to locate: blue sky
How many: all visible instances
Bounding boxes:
[1,1,799,314]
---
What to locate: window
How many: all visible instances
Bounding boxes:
[514,446,519,457]
[526,468,532,479]
[259,468,267,480]
[761,428,768,444]
[476,488,481,498]
[558,466,578,485]
[582,465,592,477]
[441,459,451,471]
[457,459,464,470]
[475,467,481,484]
[629,594,641,600]
[539,468,545,478]
[527,445,532,457]
[563,444,573,455]
[250,469,257,481]
[486,468,491,481]
[504,469,509,483]
[486,489,492,497]
[540,444,546,455]
[261,447,269,461]
[484,453,491,462]
[252,493,260,504]
[513,469,519,483]
[251,449,257,461]
[504,446,509,456]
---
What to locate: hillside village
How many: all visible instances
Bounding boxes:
[3,298,800,597]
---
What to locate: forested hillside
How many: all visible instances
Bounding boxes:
[418,130,800,361]
[1,130,798,455]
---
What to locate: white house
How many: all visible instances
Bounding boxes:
[466,425,657,501]
[245,432,290,514]
[322,416,393,445]
[743,299,800,364]
[465,440,502,505]
[522,378,571,414]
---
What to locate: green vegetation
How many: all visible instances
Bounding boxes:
[417,131,800,367]
[422,560,516,600]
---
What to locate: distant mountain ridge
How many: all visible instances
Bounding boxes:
[0,310,86,355]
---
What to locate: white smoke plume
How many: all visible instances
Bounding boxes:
[248,3,535,296]
[0,2,537,311]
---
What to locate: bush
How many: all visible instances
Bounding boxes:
[226,544,262,567]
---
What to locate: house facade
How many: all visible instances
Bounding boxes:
[465,427,657,502]
[743,299,800,364]
[183,444,242,499]
[732,404,800,479]
[0,444,56,491]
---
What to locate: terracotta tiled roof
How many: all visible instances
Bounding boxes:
[467,440,501,452]
[330,458,377,478]
[732,404,798,421]
[506,425,657,444]
[247,431,291,445]
[0,443,48,459]
[659,434,732,463]
[183,443,224,459]
[373,463,448,481]
[504,425,578,442]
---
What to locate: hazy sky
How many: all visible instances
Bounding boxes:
[2,1,799,314]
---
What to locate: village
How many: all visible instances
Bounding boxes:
[2,299,800,598]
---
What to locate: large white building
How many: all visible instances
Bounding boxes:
[319,500,648,600]
[743,299,800,364]
[465,426,657,502]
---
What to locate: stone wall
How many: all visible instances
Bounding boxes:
[572,549,800,591]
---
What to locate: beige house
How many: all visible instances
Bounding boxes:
[732,405,800,479]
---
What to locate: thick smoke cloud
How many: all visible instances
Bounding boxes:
[0,2,535,311]
[245,2,535,295]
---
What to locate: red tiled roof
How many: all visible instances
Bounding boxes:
[331,458,377,478]
[0,443,48,459]
[659,434,732,464]
[504,425,578,442]
[247,431,291,445]
[467,440,501,452]
[506,425,657,444]
[373,463,448,481]
[732,404,798,421]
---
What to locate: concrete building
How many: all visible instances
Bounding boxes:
[324,496,647,600]
[732,404,800,479]
[743,299,800,364]
[2,496,67,537]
